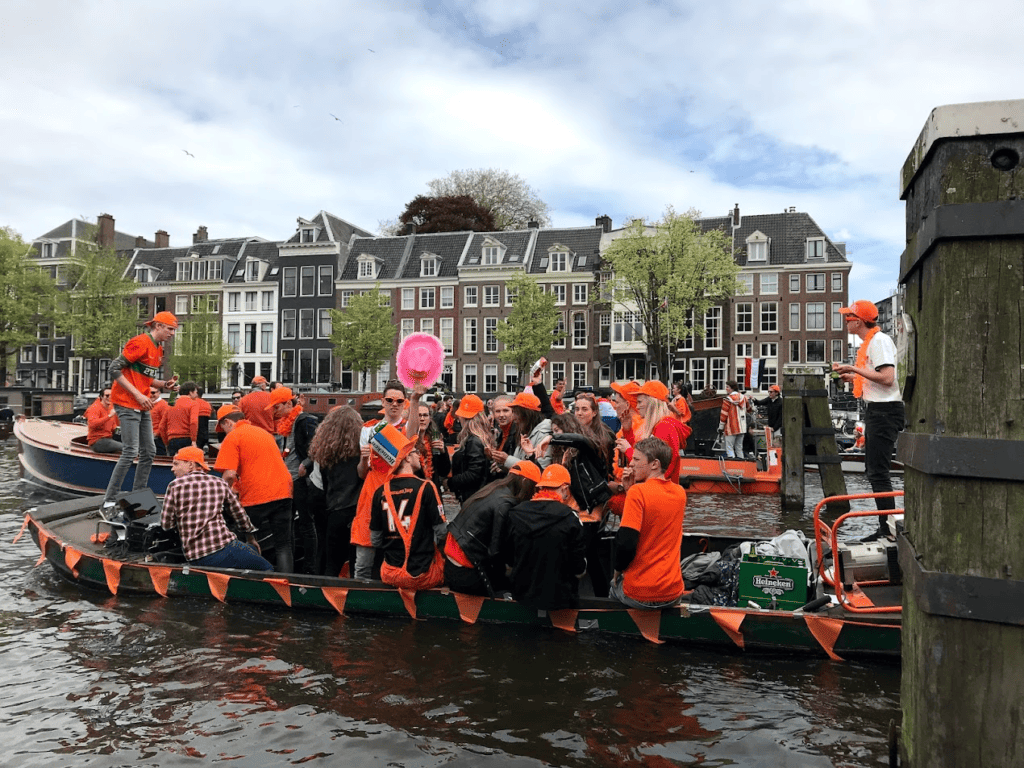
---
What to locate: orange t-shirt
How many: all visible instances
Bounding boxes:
[165,397,198,441]
[84,398,118,444]
[620,477,687,603]
[110,333,163,409]
[550,391,565,414]
[213,420,293,507]
[239,390,276,434]
[150,397,170,444]
[672,396,692,424]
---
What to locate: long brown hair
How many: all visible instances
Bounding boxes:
[573,393,615,469]
[458,411,495,451]
[308,405,362,468]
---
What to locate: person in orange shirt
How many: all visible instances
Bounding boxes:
[670,380,692,426]
[85,387,121,453]
[149,387,170,455]
[238,375,277,435]
[550,377,566,415]
[214,406,294,573]
[165,381,200,455]
[610,437,687,609]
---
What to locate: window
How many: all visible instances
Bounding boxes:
[832,302,844,330]
[710,358,727,390]
[464,286,478,307]
[572,363,587,390]
[552,285,566,305]
[402,288,414,310]
[54,345,65,363]
[228,292,240,312]
[244,323,257,354]
[135,267,151,283]
[245,291,257,311]
[283,267,297,297]
[505,365,518,392]
[420,318,434,336]
[704,307,722,349]
[572,312,587,348]
[379,290,391,307]
[552,313,566,349]
[318,309,332,337]
[736,342,753,358]
[20,347,33,364]
[484,364,498,393]
[573,284,588,304]
[440,317,453,355]
[136,297,149,319]
[175,295,189,315]
[400,318,413,340]
[613,311,641,343]
[37,346,49,363]
[747,239,768,262]
[806,302,825,331]
[599,313,611,344]
[790,340,801,363]
[282,310,296,339]
[358,258,376,280]
[483,246,499,265]
[484,286,500,306]
[690,359,706,391]
[789,274,800,293]
[317,349,332,383]
[550,362,566,388]
[300,266,315,296]
[261,323,274,354]
[832,339,846,362]
[420,257,437,278]
[806,238,825,260]
[463,364,477,393]
[464,318,477,353]
[299,309,314,339]
[41,243,53,258]
[807,340,825,362]
[420,287,435,309]
[761,273,778,294]
[301,227,315,243]
[737,274,754,295]
[760,342,778,358]
[831,272,843,292]
[505,286,516,306]
[207,294,219,312]
[484,318,498,353]
[441,286,454,309]
[339,289,354,308]
[37,324,49,339]
[806,273,825,292]
[318,265,333,295]
[760,302,778,333]
[550,250,568,272]
[736,303,753,333]
[299,349,313,383]
[245,260,260,282]
[227,323,240,353]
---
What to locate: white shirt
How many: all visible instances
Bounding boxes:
[862,331,902,403]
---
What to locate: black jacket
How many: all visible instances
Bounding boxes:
[754,395,783,432]
[321,455,362,513]
[447,485,516,580]
[448,434,490,503]
[505,498,586,610]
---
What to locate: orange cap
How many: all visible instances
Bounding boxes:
[455,393,484,418]
[638,380,669,401]
[173,446,209,471]
[611,381,640,409]
[511,392,541,412]
[145,311,179,328]
[537,464,572,488]
[509,461,542,483]
[216,403,241,422]
[265,386,294,410]
[839,300,878,323]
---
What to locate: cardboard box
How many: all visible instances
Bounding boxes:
[738,553,809,610]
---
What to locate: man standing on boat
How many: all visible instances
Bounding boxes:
[238,375,277,436]
[753,384,783,444]
[609,438,687,609]
[102,311,180,506]
[832,300,904,541]
[718,381,752,459]
[161,446,273,571]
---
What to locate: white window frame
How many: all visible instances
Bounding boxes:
[300,266,315,297]
[831,272,843,292]
[736,302,753,334]
[299,308,314,339]
[420,287,435,309]
[175,295,189,315]
[549,250,568,272]
[420,317,434,335]
[789,273,800,294]
[283,267,297,297]
[358,257,376,280]
[760,302,778,333]
[573,284,588,305]
[484,364,498,393]
[464,286,478,307]
[806,302,826,331]
[401,288,414,310]
[737,274,754,295]
[440,317,454,355]
[703,306,722,350]
[806,238,826,261]
[318,308,332,338]
[228,292,240,312]
[552,284,566,306]
[463,364,477,393]
[440,286,454,309]
[806,273,826,292]
[552,313,566,349]
[832,302,844,331]
[484,317,498,353]
[318,264,333,296]
[282,309,296,339]
[420,257,438,278]
[572,311,587,348]
[789,302,801,331]
[483,285,500,307]
[401,318,414,340]
[760,273,778,294]
[464,318,477,353]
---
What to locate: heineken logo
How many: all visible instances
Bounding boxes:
[752,574,796,595]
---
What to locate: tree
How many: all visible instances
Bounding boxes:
[170,300,234,392]
[398,194,496,234]
[330,286,395,390]
[0,227,58,386]
[427,168,552,230]
[58,229,140,362]
[601,207,740,380]
[493,272,565,384]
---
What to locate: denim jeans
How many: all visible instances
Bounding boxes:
[864,400,905,514]
[609,574,682,610]
[104,405,156,502]
[724,433,744,459]
[193,539,273,571]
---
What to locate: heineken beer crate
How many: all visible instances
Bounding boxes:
[737,553,808,610]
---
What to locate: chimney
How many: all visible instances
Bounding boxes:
[135,235,146,247]
[97,213,115,250]
[732,204,740,227]
[404,222,416,236]
[595,214,612,233]
[155,230,169,248]
[193,225,208,244]
[528,220,539,229]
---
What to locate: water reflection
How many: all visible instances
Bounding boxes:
[0,436,900,766]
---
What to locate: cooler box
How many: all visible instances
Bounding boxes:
[738,553,808,610]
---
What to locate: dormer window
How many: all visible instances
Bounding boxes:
[357,254,379,280]
[244,260,260,282]
[175,258,223,282]
[135,266,152,283]
[548,247,569,272]
[806,237,825,261]
[420,253,440,278]
[483,246,499,265]
[40,243,54,258]
[301,228,315,243]
[746,231,769,262]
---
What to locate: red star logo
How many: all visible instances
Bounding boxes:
[768,568,779,577]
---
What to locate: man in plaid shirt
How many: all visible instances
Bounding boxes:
[160,447,273,570]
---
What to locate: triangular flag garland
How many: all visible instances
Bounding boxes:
[35,530,51,566]
[265,578,292,607]
[321,586,349,615]
[202,571,232,603]
[149,566,173,598]
[452,592,485,624]
[549,608,578,633]
[709,608,746,649]
[397,588,419,620]
[627,608,664,644]
[102,559,122,595]
[804,615,845,661]
[12,514,30,544]
[64,547,83,579]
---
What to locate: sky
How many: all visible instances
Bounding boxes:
[2,0,1021,304]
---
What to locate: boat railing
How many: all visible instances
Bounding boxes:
[813,490,904,614]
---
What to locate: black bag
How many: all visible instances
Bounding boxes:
[570,456,612,510]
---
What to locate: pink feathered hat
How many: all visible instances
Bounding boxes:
[396,332,445,390]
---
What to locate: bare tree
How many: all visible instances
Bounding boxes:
[426,168,551,230]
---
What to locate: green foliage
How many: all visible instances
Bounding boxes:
[493,272,564,382]
[398,194,497,234]
[169,299,233,392]
[602,206,739,378]
[427,168,552,230]
[0,227,58,384]
[330,285,395,390]
[58,229,140,360]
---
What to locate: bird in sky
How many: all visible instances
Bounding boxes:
[182,149,195,158]
[330,113,343,122]
[368,48,375,52]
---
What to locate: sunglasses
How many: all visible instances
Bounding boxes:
[102,393,112,398]
[384,397,406,405]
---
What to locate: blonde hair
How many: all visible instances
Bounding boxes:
[638,399,671,441]
[458,411,495,451]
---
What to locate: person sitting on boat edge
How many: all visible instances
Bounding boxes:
[369,425,447,590]
[504,463,587,611]
[164,380,200,456]
[160,446,272,571]
[610,438,687,609]
[85,386,121,454]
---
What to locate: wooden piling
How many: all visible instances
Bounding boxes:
[898,99,1024,767]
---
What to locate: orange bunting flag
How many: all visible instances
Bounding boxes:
[453,592,485,624]
[321,586,349,615]
[64,547,83,579]
[337,562,350,579]
[398,588,419,620]
[627,608,664,644]
[265,578,292,607]
[203,571,232,603]
[102,559,122,595]
[549,608,578,633]
[804,615,845,661]
[35,530,51,566]
[149,566,173,597]
[12,514,30,544]
[710,608,746,649]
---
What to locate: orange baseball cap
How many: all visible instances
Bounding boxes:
[145,311,179,328]
[455,393,484,418]
[537,464,572,488]
[839,300,878,323]
[769,384,781,393]
[638,380,669,401]
[216,403,241,422]
[251,375,267,385]
[173,446,209,471]
[509,461,542,483]
[610,381,640,409]
[511,392,541,412]
[265,386,294,410]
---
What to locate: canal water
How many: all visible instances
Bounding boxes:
[0,432,901,767]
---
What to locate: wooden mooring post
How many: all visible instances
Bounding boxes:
[897,99,1024,767]
[780,364,848,511]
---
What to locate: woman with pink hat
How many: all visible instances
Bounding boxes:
[447,394,495,504]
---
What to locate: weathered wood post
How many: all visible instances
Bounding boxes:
[780,364,847,510]
[897,99,1024,767]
